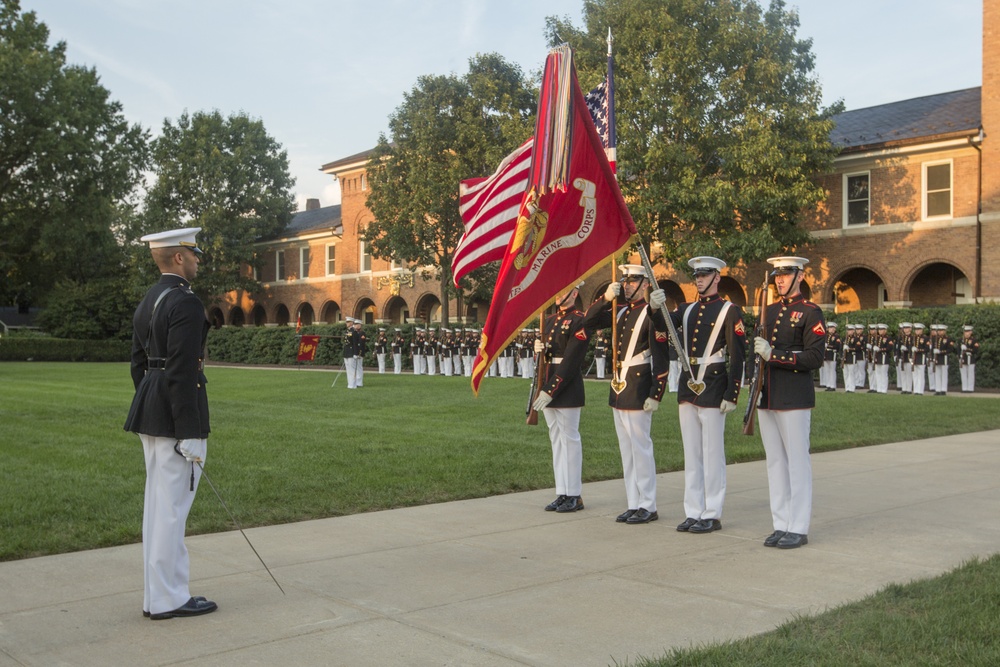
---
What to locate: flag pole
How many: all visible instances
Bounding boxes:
[606,27,626,394]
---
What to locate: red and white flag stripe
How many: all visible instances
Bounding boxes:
[453,138,533,286]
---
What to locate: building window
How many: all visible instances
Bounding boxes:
[361,174,367,191]
[390,258,403,271]
[299,247,310,279]
[844,172,869,226]
[923,161,952,219]
[326,244,336,275]
[276,250,286,281]
[360,240,372,273]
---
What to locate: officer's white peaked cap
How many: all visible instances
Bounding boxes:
[766,256,808,275]
[688,256,726,275]
[141,227,203,254]
[618,264,645,277]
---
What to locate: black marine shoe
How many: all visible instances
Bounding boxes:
[616,509,637,523]
[545,495,567,511]
[676,517,698,532]
[149,597,218,620]
[556,496,584,512]
[776,533,808,549]
[626,509,658,524]
[763,530,787,547]
[688,519,721,534]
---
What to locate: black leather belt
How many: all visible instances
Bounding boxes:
[148,358,167,370]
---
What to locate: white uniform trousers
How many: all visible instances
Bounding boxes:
[934,363,948,394]
[758,409,812,535]
[465,356,475,377]
[894,362,903,389]
[961,363,976,391]
[427,355,437,375]
[393,353,402,374]
[442,357,453,376]
[356,359,364,387]
[595,357,606,379]
[678,403,727,520]
[866,361,875,389]
[900,364,913,393]
[543,406,583,496]
[345,356,358,388]
[668,360,681,392]
[875,364,889,393]
[488,359,498,377]
[821,360,837,389]
[377,353,386,374]
[927,365,936,392]
[140,434,203,615]
[912,364,926,394]
[855,360,867,389]
[613,409,657,512]
[843,363,856,392]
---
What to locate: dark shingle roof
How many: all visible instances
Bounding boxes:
[831,87,981,151]
[281,204,342,238]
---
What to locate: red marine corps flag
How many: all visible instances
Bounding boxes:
[471,46,636,395]
[297,335,320,362]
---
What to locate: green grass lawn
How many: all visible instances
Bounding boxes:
[1,361,998,561]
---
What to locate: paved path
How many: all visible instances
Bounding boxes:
[2,430,999,667]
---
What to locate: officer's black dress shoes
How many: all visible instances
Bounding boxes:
[149,597,218,620]
[688,519,721,534]
[626,509,658,524]
[616,509,637,523]
[776,532,808,549]
[144,595,208,618]
[556,496,584,512]
[763,530,787,547]
[676,517,698,532]
[545,495,568,511]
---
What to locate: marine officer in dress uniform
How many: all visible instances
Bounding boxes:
[821,321,840,391]
[959,325,980,392]
[583,265,670,524]
[658,257,746,534]
[897,323,914,394]
[124,227,218,620]
[532,281,590,513]
[752,256,826,549]
[911,323,929,395]
[411,329,425,375]
[842,324,858,393]
[375,328,388,374]
[873,323,893,394]
[593,331,608,379]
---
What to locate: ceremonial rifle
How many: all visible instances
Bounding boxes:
[526,314,549,425]
[742,271,769,436]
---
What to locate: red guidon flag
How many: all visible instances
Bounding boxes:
[471,46,636,395]
[297,335,320,362]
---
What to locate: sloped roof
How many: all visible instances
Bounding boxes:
[275,204,342,239]
[831,87,981,151]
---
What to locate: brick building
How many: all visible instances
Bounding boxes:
[213,2,999,328]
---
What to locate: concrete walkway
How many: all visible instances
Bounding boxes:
[2,430,999,667]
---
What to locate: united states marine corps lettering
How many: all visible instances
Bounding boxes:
[663,257,746,535]
[124,227,217,620]
[752,256,826,550]
[583,265,669,525]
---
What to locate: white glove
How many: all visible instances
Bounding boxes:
[649,288,667,311]
[177,438,206,463]
[873,346,880,353]
[961,344,967,351]
[534,339,544,354]
[866,343,872,350]
[933,348,940,354]
[719,400,736,415]
[911,346,918,353]
[642,397,660,413]
[532,392,553,411]
[604,282,621,301]
[754,337,772,362]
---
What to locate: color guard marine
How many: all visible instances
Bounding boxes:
[391,330,405,374]
[897,322,914,393]
[374,328,388,374]
[821,321,840,391]
[911,323,929,395]
[959,325,980,392]
[930,324,955,395]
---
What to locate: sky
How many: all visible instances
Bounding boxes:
[21,0,984,211]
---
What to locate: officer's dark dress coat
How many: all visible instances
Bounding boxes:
[540,308,590,408]
[669,295,747,407]
[758,294,826,410]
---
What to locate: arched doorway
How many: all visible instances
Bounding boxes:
[414,293,442,325]
[208,307,224,329]
[275,304,290,327]
[229,307,245,327]
[296,302,315,326]
[654,280,686,311]
[718,277,747,307]
[908,262,971,307]
[832,267,885,313]
[354,298,376,324]
[321,301,341,324]
[250,304,267,326]
[383,295,409,324]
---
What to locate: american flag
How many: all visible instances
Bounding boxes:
[452,65,615,287]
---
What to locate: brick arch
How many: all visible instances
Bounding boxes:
[273,303,291,327]
[828,264,888,313]
[413,292,442,324]
[382,295,409,324]
[295,302,315,326]
[228,307,246,327]
[903,260,971,307]
[250,304,267,326]
[320,300,341,324]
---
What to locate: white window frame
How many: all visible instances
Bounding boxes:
[390,258,404,271]
[326,243,336,276]
[922,159,952,220]
[299,246,310,280]
[276,250,286,281]
[842,171,870,227]
[360,240,372,273]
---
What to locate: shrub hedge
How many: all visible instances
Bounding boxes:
[0,337,131,362]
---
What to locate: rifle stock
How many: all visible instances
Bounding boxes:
[742,271,768,436]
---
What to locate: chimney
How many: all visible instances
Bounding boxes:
[306,198,321,211]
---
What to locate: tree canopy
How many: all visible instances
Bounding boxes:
[0,0,149,315]
[546,0,842,267]
[143,109,296,303]
[363,53,536,324]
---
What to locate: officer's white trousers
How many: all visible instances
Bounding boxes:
[613,409,656,512]
[668,360,681,392]
[377,353,386,374]
[345,356,358,388]
[678,403,727,520]
[843,363,856,392]
[442,357,453,376]
[758,409,812,535]
[140,434,203,615]
[393,353,402,374]
[912,364,926,394]
[961,364,976,391]
[543,406,583,496]
[934,363,948,394]
[875,364,889,393]
[900,364,913,392]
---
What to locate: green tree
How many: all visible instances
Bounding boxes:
[546,0,841,266]
[363,53,536,324]
[143,110,295,303]
[0,0,149,314]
